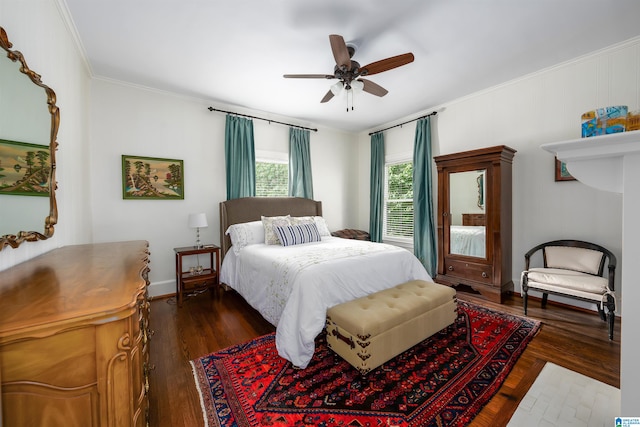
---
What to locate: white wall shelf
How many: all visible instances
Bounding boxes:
[541,129,640,416]
[541,130,640,193]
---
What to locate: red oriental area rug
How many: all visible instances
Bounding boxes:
[190,301,540,427]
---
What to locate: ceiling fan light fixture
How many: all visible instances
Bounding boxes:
[284,34,412,107]
[350,79,364,92]
[330,81,344,95]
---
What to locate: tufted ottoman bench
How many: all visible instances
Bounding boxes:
[325,280,457,374]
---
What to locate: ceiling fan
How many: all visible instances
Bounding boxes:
[283,34,414,105]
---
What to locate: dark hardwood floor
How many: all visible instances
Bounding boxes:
[147,287,620,427]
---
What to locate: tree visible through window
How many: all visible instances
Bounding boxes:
[384,161,414,239]
[256,161,288,197]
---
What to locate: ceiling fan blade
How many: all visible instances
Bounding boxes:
[361,53,414,76]
[283,74,335,79]
[360,79,388,97]
[329,34,351,69]
[320,90,334,103]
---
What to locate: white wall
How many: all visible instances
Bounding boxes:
[0,0,92,271]
[355,37,640,311]
[88,79,357,296]
[621,151,640,414]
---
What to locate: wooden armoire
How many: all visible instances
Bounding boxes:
[434,145,516,303]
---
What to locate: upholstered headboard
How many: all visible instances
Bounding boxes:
[219,197,323,259]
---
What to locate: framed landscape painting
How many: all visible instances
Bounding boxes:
[122,155,184,199]
[555,157,576,182]
[0,139,51,197]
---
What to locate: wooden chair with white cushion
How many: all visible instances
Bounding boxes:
[521,239,617,340]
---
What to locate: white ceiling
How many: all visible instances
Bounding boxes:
[63,0,640,133]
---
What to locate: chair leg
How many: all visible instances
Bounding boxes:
[608,312,615,340]
[522,273,529,315]
[541,293,548,309]
[597,305,607,322]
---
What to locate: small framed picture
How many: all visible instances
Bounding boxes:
[555,157,576,182]
[122,155,184,199]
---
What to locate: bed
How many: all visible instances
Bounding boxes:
[219,197,432,368]
[450,225,486,257]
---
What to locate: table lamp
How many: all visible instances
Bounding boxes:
[188,213,208,248]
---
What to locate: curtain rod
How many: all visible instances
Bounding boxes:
[368,111,437,136]
[207,107,318,132]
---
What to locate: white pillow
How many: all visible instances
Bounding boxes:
[313,216,331,237]
[274,222,322,247]
[262,215,291,245]
[290,216,331,237]
[226,220,264,254]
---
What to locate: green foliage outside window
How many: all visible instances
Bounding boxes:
[256,161,288,197]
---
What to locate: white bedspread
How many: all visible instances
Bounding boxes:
[220,236,431,368]
[450,225,486,257]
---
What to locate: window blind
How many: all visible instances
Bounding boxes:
[384,162,414,238]
[256,161,288,197]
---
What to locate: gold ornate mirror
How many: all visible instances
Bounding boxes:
[0,27,59,250]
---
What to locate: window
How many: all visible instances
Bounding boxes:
[255,160,288,197]
[384,161,413,239]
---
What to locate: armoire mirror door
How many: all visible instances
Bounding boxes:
[448,169,487,258]
[435,145,516,303]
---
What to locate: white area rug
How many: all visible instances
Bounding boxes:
[507,362,620,427]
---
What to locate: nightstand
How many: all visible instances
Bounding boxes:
[174,244,220,306]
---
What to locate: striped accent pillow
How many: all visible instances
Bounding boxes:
[274,222,322,247]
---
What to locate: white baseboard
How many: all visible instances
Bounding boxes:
[148,279,175,299]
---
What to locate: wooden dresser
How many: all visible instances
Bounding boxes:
[0,241,151,427]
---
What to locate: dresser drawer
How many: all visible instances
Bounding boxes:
[2,327,96,386]
[443,258,493,285]
[462,213,485,226]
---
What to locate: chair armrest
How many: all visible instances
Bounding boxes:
[524,243,546,270]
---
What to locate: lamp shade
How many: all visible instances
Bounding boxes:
[188,213,208,228]
[330,81,344,95]
[350,79,364,92]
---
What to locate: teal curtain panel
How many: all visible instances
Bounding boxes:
[413,117,437,276]
[369,132,384,243]
[288,128,313,199]
[225,114,256,200]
